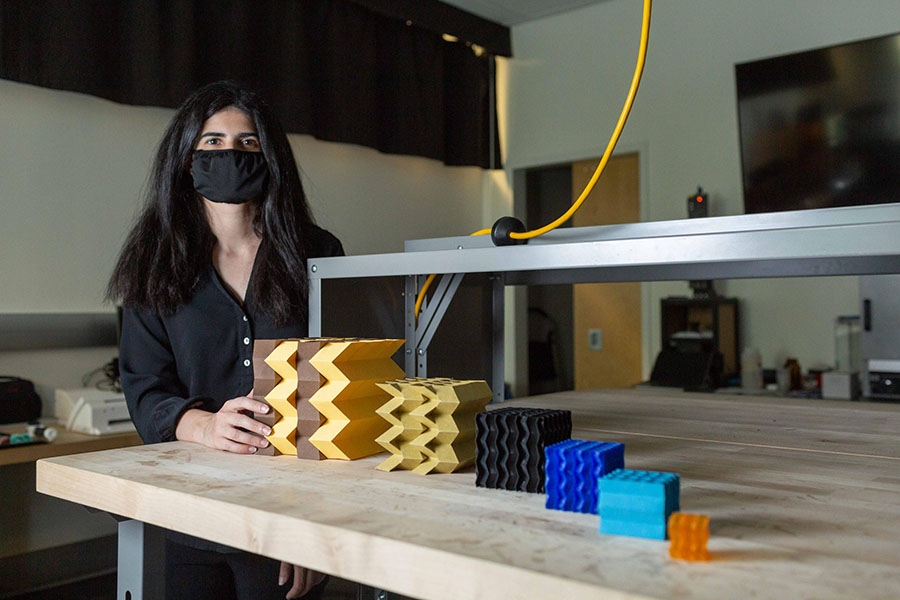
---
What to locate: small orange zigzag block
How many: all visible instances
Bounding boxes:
[668,512,710,561]
[375,378,491,474]
[308,339,405,460]
[264,340,299,455]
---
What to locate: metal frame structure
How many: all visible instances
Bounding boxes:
[112,203,900,600]
[309,203,900,403]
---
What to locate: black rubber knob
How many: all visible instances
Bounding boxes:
[491,217,527,246]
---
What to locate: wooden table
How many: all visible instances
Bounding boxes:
[35,390,900,599]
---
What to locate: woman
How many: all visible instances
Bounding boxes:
[106,81,343,600]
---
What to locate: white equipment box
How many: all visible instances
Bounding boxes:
[54,387,135,436]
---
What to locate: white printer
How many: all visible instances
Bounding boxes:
[54,387,136,436]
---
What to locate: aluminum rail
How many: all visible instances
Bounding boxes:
[309,203,900,285]
[403,202,900,250]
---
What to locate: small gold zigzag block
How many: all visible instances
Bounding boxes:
[375,378,492,474]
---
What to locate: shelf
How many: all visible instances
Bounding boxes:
[0,422,141,467]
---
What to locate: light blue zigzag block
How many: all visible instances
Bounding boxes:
[598,469,680,539]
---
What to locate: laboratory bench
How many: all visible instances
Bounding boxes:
[35,388,900,600]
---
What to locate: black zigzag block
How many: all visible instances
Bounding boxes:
[475,411,499,488]
[519,409,572,492]
[475,407,572,493]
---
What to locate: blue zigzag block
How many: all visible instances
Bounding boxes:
[545,440,625,514]
[598,469,680,539]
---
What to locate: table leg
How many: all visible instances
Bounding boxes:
[117,519,165,600]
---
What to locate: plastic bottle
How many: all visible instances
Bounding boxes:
[741,347,763,391]
[784,358,802,391]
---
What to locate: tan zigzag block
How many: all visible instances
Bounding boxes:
[251,339,283,456]
[252,339,282,401]
[294,339,330,460]
[253,338,334,459]
[308,339,405,460]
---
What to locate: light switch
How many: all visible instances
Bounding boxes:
[588,329,603,351]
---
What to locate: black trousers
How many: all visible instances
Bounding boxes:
[165,539,329,600]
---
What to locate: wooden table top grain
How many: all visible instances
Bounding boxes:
[35,389,900,599]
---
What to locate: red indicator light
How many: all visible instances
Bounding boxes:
[696,196,703,203]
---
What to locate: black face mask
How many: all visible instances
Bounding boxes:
[191,149,269,204]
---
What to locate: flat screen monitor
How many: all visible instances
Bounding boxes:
[736,32,900,213]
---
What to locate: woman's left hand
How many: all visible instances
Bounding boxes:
[174,393,271,453]
[279,562,326,599]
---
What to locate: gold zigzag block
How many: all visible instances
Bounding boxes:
[375,378,492,474]
[375,381,428,471]
[307,338,405,460]
[253,338,403,459]
[263,340,299,455]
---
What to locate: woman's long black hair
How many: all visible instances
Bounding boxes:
[106,81,316,324]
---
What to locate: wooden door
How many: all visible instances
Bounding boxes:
[572,153,642,389]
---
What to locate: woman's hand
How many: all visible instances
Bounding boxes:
[175,393,272,454]
[279,562,326,599]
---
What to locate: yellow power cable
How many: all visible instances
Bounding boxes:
[414,273,437,322]
[416,0,652,320]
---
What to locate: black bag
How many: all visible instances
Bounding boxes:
[0,376,42,424]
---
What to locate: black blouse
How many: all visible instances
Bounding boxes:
[120,225,344,444]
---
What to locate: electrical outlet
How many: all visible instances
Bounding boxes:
[588,329,603,351]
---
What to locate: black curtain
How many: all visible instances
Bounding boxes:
[0,0,508,168]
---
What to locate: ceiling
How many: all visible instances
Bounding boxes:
[442,0,606,26]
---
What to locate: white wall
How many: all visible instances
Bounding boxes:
[0,81,170,313]
[500,0,900,374]
[0,79,487,315]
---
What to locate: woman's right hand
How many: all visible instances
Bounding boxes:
[175,394,273,454]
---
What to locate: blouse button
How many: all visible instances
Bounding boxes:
[243,359,251,367]
[243,315,248,322]
[243,337,251,345]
